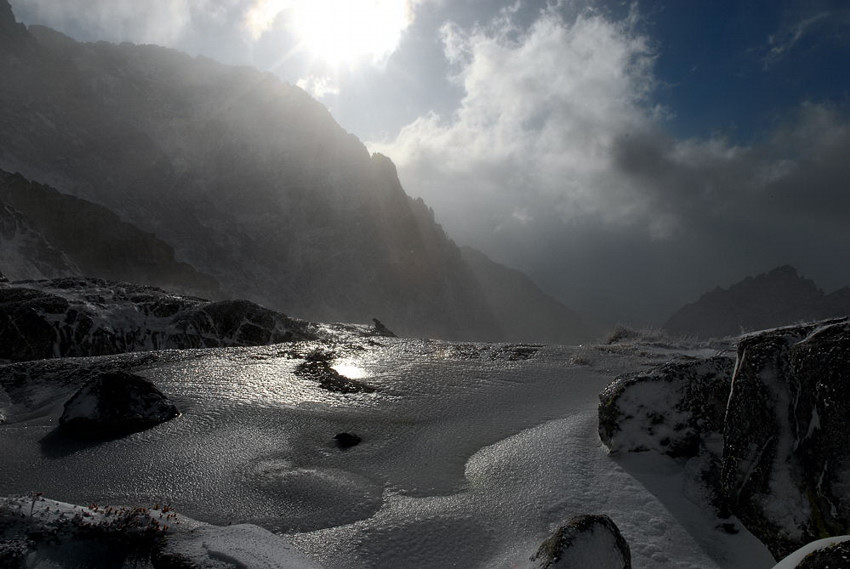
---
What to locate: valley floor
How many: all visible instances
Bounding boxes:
[0,336,776,568]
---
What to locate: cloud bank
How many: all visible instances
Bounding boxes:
[371,4,850,325]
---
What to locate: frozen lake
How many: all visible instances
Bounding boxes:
[0,337,775,568]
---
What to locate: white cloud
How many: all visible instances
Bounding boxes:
[296,74,340,98]
[370,5,661,236]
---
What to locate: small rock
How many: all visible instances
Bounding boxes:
[59,371,179,437]
[334,432,362,449]
[531,514,631,569]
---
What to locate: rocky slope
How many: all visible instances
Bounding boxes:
[664,266,850,339]
[0,170,220,297]
[0,1,592,342]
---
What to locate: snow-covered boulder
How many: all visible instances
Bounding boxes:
[153,523,323,569]
[0,278,315,361]
[0,495,322,569]
[771,536,850,568]
[59,371,179,437]
[720,318,850,560]
[530,514,631,569]
[598,356,734,457]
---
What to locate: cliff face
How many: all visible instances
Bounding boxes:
[0,2,592,342]
[664,266,850,339]
[0,170,220,297]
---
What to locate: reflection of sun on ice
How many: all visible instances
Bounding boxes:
[245,0,413,68]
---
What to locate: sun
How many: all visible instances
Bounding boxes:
[246,0,413,69]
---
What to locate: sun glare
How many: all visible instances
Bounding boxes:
[246,0,413,69]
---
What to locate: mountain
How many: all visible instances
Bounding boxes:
[0,170,220,297]
[0,1,593,343]
[663,265,850,338]
[0,198,79,280]
[459,246,598,344]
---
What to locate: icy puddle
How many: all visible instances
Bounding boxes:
[0,339,774,568]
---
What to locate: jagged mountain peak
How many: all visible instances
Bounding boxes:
[664,265,847,338]
[0,0,29,47]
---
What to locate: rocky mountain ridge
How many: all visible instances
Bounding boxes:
[0,170,220,297]
[0,0,594,342]
[664,265,850,338]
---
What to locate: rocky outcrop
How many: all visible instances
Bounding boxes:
[664,266,850,339]
[599,318,850,561]
[720,318,850,559]
[530,514,631,569]
[294,349,376,394]
[598,356,734,458]
[0,495,323,569]
[59,371,179,437]
[0,277,314,361]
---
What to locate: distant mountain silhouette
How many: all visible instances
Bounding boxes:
[0,1,593,342]
[664,265,850,338]
[0,170,220,297]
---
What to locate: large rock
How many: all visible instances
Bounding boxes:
[530,514,631,569]
[59,371,179,436]
[597,318,850,560]
[0,278,314,361]
[720,318,850,559]
[598,356,734,458]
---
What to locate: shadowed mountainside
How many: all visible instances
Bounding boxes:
[0,1,593,342]
[0,170,220,297]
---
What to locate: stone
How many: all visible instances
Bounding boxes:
[59,371,179,437]
[334,432,361,449]
[720,318,850,560]
[598,356,734,458]
[530,514,631,569]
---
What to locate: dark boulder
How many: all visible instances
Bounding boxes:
[59,372,179,437]
[369,318,396,338]
[720,318,850,560]
[530,514,631,569]
[334,432,362,449]
[295,350,376,394]
[598,356,734,458]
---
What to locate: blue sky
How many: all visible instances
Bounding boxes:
[10,0,850,324]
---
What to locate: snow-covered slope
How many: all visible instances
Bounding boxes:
[0,333,776,568]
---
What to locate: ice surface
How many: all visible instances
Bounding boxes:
[0,339,776,567]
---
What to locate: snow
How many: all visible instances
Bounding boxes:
[0,338,780,567]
